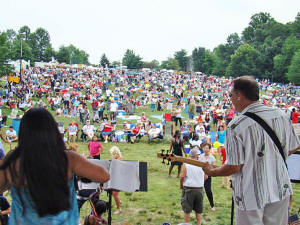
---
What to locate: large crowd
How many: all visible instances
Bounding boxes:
[0,66,299,225]
[1,66,299,147]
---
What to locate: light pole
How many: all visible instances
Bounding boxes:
[19,32,25,83]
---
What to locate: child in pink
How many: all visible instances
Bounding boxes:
[88,136,103,159]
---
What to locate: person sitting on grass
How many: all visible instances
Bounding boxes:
[88,136,103,159]
[147,124,162,139]
[129,122,142,144]
[102,120,114,143]
[140,112,148,128]
[68,121,78,143]
[82,120,96,141]
[5,126,18,142]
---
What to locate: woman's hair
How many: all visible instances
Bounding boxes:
[110,146,122,159]
[173,130,180,138]
[0,107,69,216]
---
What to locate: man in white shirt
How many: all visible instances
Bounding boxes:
[110,100,118,121]
[204,76,300,225]
[82,120,96,141]
[180,149,205,225]
[147,124,161,139]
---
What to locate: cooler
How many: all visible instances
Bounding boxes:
[117,110,125,116]
[12,119,21,135]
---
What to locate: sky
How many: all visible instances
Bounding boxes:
[1,0,299,64]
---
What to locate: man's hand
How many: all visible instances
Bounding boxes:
[204,174,208,180]
[203,163,215,176]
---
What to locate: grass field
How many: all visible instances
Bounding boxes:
[1,102,299,225]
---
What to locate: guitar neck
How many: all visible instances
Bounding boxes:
[173,156,218,168]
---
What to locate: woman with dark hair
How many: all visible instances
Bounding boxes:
[168,130,187,178]
[0,107,110,225]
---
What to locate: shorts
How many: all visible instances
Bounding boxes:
[102,132,112,136]
[181,188,203,214]
[171,161,182,166]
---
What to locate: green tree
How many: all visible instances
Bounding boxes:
[212,45,228,76]
[111,61,121,68]
[242,12,274,46]
[226,33,243,55]
[192,47,206,72]
[174,49,189,71]
[291,12,300,38]
[212,55,225,76]
[143,60,160,69]
[100,54,110,68]
[161,58,180,70]
[203,51,216,74]
[29,27,52,62]
[0,32,13,76]
[226,44,262,78]
[122,49,143,69]
[273,34,300,82]
[286,49,300,85]
[44,44,56,62]
[18,26,31,42]
[67,45,89,64]
[5,29,17,59]
[11,38,33,62]
[56,46,70,63]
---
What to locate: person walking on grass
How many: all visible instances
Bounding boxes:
[88,135,103,160]
[110,146,123,215]
[180,149,205,225]
[198,143,216,211]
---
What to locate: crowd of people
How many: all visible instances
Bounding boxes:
[0,66,299,225]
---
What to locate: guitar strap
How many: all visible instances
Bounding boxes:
[243,112,287,167]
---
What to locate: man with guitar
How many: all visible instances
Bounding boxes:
[203,76,300,225]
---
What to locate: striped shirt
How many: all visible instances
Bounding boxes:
[225,102,300,211]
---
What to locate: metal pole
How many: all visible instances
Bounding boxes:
[107,190,112,225]
[19,33,25,83]
[20,38,22,83]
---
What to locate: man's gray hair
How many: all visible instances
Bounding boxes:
[189,149,198,158]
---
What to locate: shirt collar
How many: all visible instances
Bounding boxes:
[240,102,262,114]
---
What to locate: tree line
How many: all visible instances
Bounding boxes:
[1,12,300,84]
[104,12,300,84]
[0,26,89,75]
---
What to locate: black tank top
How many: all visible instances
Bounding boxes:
[173,138,183,156]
